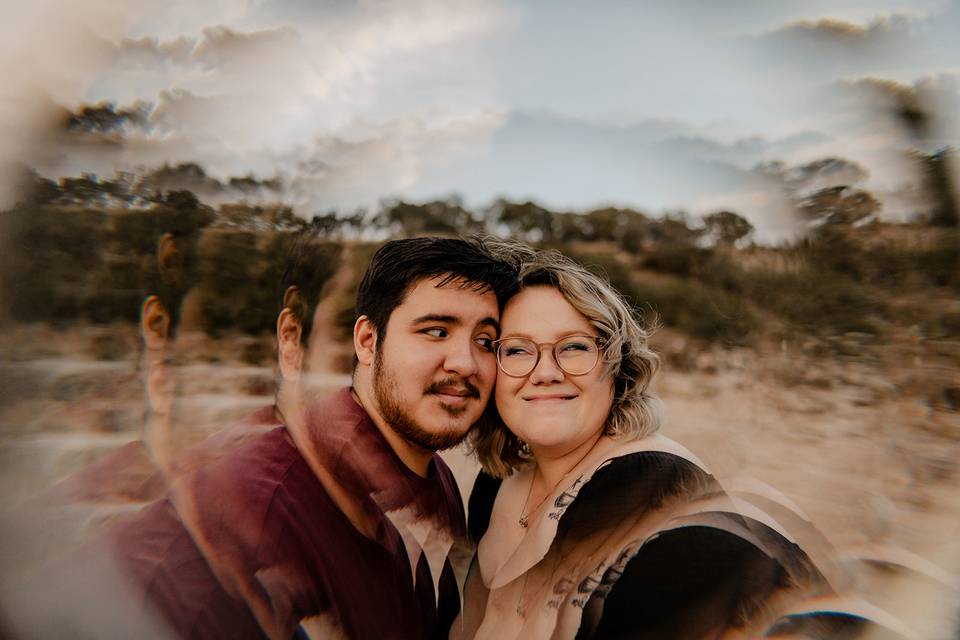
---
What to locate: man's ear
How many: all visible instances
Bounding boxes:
[353,315,378,367]
[157,233,182,281]
[282,285,299,310]
[277,307,304,381]
[141,295,170,352]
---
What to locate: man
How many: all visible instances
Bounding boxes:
[104,235,518,639]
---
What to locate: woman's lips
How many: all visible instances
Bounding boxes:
[523,394,577,402]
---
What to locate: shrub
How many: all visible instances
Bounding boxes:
[568,250,755,345]
[641,243,708,278]
[630,280,755,344]
[916,231,960,290]
[1,206,108,322]
[740,268,881,335]
[333,242,383,338]
[196,231,341,336]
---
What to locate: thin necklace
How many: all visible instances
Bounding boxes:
[518,443,596,528]
[518,481,548,529]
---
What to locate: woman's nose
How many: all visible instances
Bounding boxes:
[528,346,564,384]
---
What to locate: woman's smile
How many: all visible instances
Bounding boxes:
[523,393,578,401]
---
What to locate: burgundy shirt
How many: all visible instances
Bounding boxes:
[109,388,468,639]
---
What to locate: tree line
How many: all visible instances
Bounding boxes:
[2,165,958,348]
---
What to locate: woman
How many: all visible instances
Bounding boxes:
[456,249,903,639]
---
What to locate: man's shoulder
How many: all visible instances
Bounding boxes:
[107,427,302,550]
[188,425,311,510]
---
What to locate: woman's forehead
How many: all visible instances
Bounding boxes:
[501,286,594,337]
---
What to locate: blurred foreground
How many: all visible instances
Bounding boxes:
[0,314,957,635]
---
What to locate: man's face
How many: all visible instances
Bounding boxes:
[371,276,500,451]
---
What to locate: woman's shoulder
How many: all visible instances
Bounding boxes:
[596,432,708,474]
[467,435,715,545]
[550,443,722,543]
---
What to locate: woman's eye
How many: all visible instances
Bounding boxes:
[560,340,591,352]
[423,327,447,338]
[505,346,534,357]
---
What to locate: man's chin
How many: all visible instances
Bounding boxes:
[429,432,469,452]
[432,390,488,417]
[435,400,468,418]
[400,418,472,452]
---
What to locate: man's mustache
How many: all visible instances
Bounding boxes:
[425,378,481,398]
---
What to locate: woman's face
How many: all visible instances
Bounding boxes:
[494,286,614,456]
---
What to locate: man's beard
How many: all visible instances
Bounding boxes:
[372,351,479,452]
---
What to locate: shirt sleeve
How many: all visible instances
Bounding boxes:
[587,525,787,639]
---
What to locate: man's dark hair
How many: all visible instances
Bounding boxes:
[356,237,520,342]
[278,233,343,347]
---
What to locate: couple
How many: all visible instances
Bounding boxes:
[44,236,864,638]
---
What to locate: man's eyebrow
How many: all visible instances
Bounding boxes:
[411,314,460,325]
[478,317,500,333]
[410,314,501,332]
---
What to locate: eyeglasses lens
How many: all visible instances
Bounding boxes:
[555,336,599,375]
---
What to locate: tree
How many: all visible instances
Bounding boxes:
[798,186,880,226]
[918,149,959,228]
[60,174,103,205]
[163,190,201,211]
[17,171,62,206]
[647,212,702,245]
[495,200,556,242]
[309,213,342,236]
[376,199,473,237]
[702,210,754,246]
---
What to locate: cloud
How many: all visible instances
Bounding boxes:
[286,110,507,212]
[191,25,299,69]
[118,35,195,67]
[746,14,919,76]
[820,73,960,149]
[106,1,505,98]
[8,0,958,241]
[653,132,830,168]
[744,2,960,81]
[763,15,913,49]
[116,25,300,71]
[53,0,509,168]
[0,0,129,207]
[149,89,228,133]
[757,157,870,192]
[405,110,831,240]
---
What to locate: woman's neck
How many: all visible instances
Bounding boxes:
[529,431,605,497]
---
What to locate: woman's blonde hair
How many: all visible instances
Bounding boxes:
[470,246,662,478]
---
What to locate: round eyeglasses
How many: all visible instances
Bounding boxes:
[495,334,603,378]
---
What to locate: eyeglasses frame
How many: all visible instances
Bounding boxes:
[493,333,604,378]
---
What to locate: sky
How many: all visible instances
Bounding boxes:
[2,0,958,239]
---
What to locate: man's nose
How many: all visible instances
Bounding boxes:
[443,336,479,377]
[528,346,564,384]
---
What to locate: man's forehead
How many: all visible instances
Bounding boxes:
[393,275,499,318]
